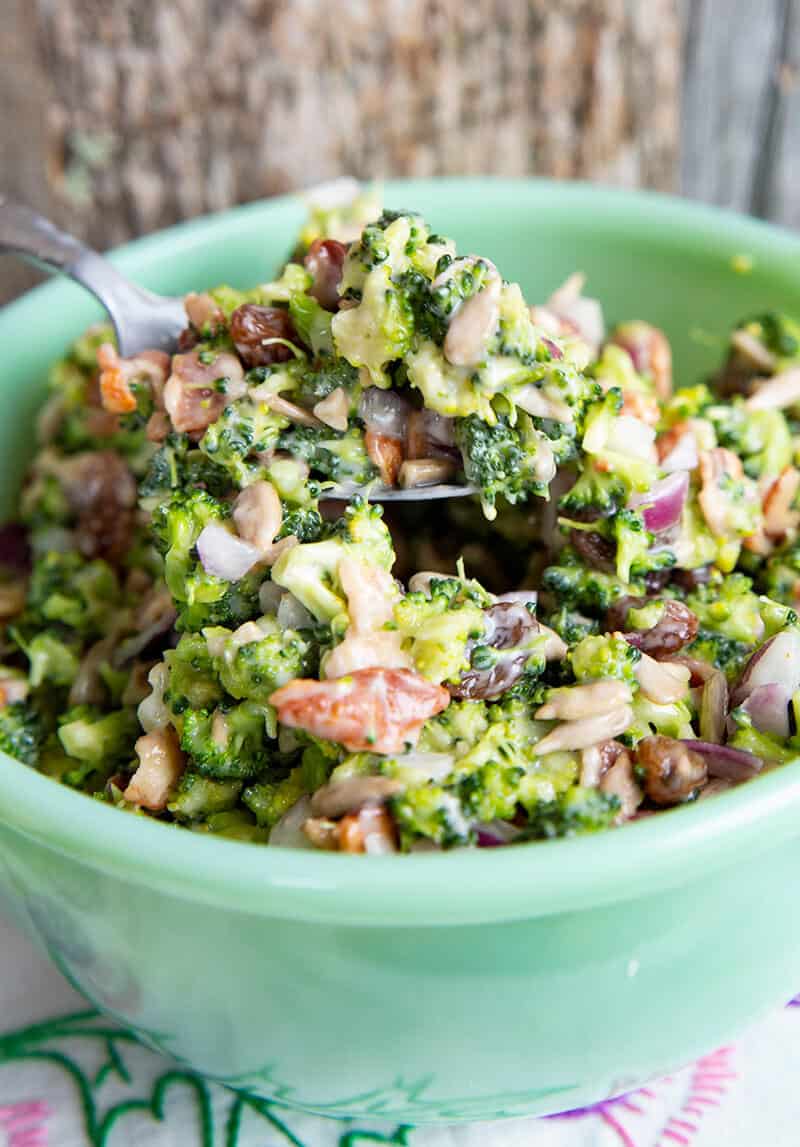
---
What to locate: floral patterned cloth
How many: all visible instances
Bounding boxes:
[1,915,798,1147]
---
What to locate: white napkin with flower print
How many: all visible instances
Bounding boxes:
[1,912,799,1147]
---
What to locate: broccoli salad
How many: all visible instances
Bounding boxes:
[3,188,800,854]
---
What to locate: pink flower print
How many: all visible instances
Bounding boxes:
[0,1101,50,1146]
[656,1046,737,1146]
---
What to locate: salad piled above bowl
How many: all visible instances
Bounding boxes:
[3,188,800,855]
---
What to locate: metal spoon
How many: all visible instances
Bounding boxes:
[0,196,476,502]
[0,196,186,356]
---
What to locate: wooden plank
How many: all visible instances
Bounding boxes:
[680,0,785,213]
[754,0,800,226]
[23,0,680,255]
[0,0,53,303]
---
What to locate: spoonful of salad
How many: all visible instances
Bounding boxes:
[0,190,600,513]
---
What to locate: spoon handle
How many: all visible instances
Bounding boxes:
[0,195,95,270]
[0,196,186,355]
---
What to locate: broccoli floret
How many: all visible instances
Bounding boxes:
[139,434,231,505]
[457,761,523,823]
[180,701,273,780]
[614,508,674,583]
[542,552,641,616]
[272,501,395,622]
[168,773,242,820]
[331,499,395,566]
[277,508,324,543]
[20,473,71,534]
[685,573,764,645]
[760,596,798,637]
[416,698,491,756]
[559,463,626,519]
[522,785,619,840]
[288,294,334,357]
[592,340,651,392]
[243,766,306,829]
[277,424,375,485]
[544,605,599,645]
[625,695,695,743]
[394,579,487,683]
[392,784,472,849]
[164,634,224,711]
[0,701,46,765]
[293,356,358,406]
[455,413,551,518]
[58,706,138,771]
[21,632,80,688]
[300,739,339,792]
[706,399,792,479]
[26,552,121,637]
[199,400,287,486]
[396,257,496,345]
[660,384,713,426]
[151,489,261,631]
[685,629,752,680]
[332,260,414,387]
[570,633,641,685]
[760,543,800,606]
[192,808,269,843]
[178,575,262,635]
[208,619,315,701]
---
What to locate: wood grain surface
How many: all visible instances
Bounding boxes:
[0,1,796,302]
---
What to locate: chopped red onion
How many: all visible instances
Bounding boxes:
[629,471,689,535]
[731,630,800,707]
[476,820,522,847]
[420,409,456,449]
[276,592,314,631]
[269,795,313,849]
[541,337,563,360]
[358,388,411,440]
[741,683,791,739]
[196,523,261,581]
[682,741,763,782]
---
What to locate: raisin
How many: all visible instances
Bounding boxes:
[570,529,616,572]
[304,239,347,311]
[637,735,707,805]
[230,304,298,367]
[636,600,698,657]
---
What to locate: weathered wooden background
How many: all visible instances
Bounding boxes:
[1,0,797,301]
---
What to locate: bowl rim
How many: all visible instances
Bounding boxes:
[3,176,800,927]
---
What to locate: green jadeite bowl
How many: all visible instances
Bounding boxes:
[2,179,800,1123]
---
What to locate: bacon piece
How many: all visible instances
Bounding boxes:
[163,350,246,435]
[184,292,225,333]
[323,557,411,678]
[97,343,170,414]
[270,667,449,754]
[744,466,800,555]
[698,447,754,539]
